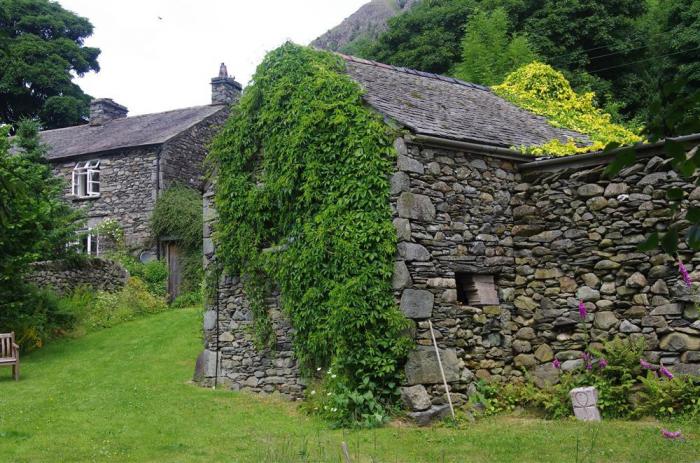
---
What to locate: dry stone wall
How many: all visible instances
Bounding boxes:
[514,155,700,379]
[26,258,128,294]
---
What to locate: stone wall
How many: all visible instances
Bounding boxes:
[52,147,160,250]
[26,258,128,295]
[161,109,228,192]
[391,137,521,404]
[513,154,700,379]
[202,136,700,408]
[195,188,304,398]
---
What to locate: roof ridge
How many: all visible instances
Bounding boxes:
[337,53,490,92]
[39,104,222,134]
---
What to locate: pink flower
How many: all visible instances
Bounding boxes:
[661,429,682,440]
[640,359,653,369]
[578,299,587,319]
[598,358,608,368]
[659,365,674,380]
[678,258,692,288]
[552,358,561,369]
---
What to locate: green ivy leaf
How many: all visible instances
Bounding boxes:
[687,207,700,223]
[660,227,679,255]
[604,147,636,178]
[687,225,700,250]
[637,232,659,252]
[667,188,684,201]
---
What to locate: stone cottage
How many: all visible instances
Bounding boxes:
[198,55,700,407]
[38,65,241,296]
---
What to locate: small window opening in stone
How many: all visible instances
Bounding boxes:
[455,273,499,305]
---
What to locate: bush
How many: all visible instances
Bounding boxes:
[150,184,203,295]
[58,277,168,331]
[107,251,167,298]
[0,283,76,351]
[471,337,700,421]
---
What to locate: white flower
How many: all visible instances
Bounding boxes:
[310,390,316,395]
[331,374,337,379]
[331,408,337,412]
[317,367,322,371]
[327,392,332,396]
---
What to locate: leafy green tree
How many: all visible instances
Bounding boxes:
[523,0,647,117]
[359,0,475,74]
[0,120,82,347]
[452,7,537,85]
[643,0,700,137]
[0,0,100,129]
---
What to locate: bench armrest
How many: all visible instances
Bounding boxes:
[12,343,19,350]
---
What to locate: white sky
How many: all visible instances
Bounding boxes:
[59,0,368,115]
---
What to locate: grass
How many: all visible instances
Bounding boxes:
[0,308,698,462]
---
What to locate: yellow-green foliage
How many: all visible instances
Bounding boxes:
[492,62,642,156]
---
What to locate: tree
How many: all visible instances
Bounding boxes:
[452,7,537,85]
[359,0,476,74]
[0,120,82,347]
[0,0,100,129]
[643,0,700,137]
[523,0,647,117]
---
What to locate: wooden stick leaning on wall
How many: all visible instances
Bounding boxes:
[428,320,456,421]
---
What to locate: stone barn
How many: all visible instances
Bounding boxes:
[197,55,700,406]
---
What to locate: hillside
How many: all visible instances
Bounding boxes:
[311,0,419,52]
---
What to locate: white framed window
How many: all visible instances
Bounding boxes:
[78,229,100,256]
[72,160,100,198]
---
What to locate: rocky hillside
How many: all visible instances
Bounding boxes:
[311,0,420,52]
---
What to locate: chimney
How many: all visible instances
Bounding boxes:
[89,98,128,126]
[211,62,242,105]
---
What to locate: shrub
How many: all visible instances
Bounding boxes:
[107,251,167,298]
[0,283,76,351]
[150,184,203,296]
[472,337,700,421]
[59,277,168,331]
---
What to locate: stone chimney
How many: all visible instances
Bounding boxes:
[89,98,128,126]
[211,63,242,105]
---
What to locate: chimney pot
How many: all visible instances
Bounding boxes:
[211,62,242,105]
[89,98,128,126]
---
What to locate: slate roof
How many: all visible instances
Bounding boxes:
[40,104,224,160]
[341,55,588,149]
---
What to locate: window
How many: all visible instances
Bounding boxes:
[455,273,499,306]
[78,229,100,256]
[72,160,100,198]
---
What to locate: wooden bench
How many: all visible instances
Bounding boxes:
[0,332,20,380]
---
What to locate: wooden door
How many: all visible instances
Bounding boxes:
[166,243,183,301]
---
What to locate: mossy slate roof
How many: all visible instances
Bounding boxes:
[40,104,224,160]
[342,55,588,148]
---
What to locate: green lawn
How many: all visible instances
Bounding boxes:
[0,308,698,462]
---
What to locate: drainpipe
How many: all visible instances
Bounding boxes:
[155,146,164,259]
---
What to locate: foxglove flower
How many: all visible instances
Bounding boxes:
[659,365,674,380]
[640,358,653,369]
[552,358,561,369]
[678,257,692,288]
[582,352,593,370]
[578,299,587,319]
[598,358,608,368]
[661,429,682,440]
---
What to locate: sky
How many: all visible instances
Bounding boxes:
[59,0,368,115]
